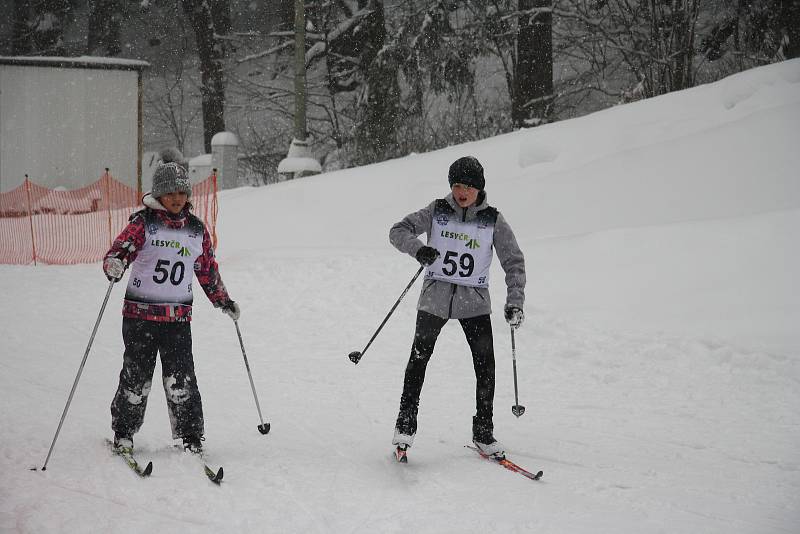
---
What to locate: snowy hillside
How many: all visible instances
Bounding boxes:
[1,59,798,533]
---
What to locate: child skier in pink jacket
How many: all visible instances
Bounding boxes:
[103,148,239,455]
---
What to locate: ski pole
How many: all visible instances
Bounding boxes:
[38,278,116,471]
[511,326,526,417]
[234,320,271,435]
[349,265,425,364]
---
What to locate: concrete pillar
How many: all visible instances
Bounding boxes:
[211,132,239,190]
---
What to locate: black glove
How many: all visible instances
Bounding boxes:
[504,305,524,329]
[415,246,439,265]
[220,300,241,321]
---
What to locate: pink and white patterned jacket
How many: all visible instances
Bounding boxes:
[104,195,230,322]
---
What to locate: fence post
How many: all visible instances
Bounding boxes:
[24,175,37,266]
[201,170,211,227]
[211,170,218,249]
[104,169,113,248]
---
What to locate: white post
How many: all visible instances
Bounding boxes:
[211,132,239,190]
[277,138,321,180]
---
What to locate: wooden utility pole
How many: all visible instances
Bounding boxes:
[277,0,321,179]
[294,0,308,141]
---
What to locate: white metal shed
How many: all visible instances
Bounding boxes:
[0,56,149,193]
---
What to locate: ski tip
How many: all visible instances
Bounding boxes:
[205,465,223,484]
[142,462,153,477]
[535,470,543,480]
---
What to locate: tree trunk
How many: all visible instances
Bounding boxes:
[11,0,31,55]
[513,0,553,127]
[87,0,122,56]
[356,1,398,160]
[783,0,800,59]
[20,0,77,55]
[270,0,294,32]
[180,0,230,154]
[670,1,699,92]
[293,0,307,141]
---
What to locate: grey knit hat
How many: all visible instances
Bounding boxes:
[151,147,191,198]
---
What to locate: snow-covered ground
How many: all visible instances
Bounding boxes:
[1,59,799,533]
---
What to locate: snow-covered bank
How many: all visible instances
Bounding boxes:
[1,59,798,533]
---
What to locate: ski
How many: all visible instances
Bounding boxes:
[180,446,223,484]
[203,463,224,484]
[106,439,152,477]
[187,452,223,484]
[465,445,543,481]
[395,445,408,463]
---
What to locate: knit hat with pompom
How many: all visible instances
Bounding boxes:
[151,147,191,198]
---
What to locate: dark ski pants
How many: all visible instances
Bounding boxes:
[111,318,204,440]
[396,310,495,437]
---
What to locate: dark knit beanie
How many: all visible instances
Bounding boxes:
[448,156,485,191]
[152,147,192,198]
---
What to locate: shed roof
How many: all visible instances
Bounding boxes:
[0,55,150,71]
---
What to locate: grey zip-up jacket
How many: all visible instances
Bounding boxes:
[390,192,525,319]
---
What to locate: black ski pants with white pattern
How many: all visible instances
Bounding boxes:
[395,310,495,437]
[111,318,204,440]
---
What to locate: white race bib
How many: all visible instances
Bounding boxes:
[125,213,204,305]
[425,200,496,288]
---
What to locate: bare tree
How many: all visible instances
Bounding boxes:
[180,0,231,153]
[229,0,403,166]
[785,0,800,58]
[11,0,32,54]
[146,60,202,153]
[87,0,122,56]
[555,0,703,102]
[165,0,796,176]
[7,0,79,55]
[514,0,554,126]
[702,0,800,65]
[460,1,555,126]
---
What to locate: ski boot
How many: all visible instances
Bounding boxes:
[392,428,414,463]
[112,433,134,454]
[182,434,204,455]
[472,416,505,459]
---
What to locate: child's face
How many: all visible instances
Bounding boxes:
[451,183,479,208]
[159,191,189,214]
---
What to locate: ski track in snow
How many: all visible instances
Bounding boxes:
[2,251,797,533]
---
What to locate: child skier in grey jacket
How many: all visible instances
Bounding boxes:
[389,156,525,459]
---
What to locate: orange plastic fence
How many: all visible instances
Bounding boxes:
[0,170,218,265]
